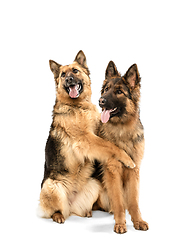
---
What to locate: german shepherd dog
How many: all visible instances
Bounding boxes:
[94,61,149,233]
[37,51,135,225]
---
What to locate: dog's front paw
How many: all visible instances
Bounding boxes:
[52,212,65,224]
[134,220,149,231]
[114,223,127,234]
[85,210,92,218]
[126,161,136,169]
[119,153,136,169]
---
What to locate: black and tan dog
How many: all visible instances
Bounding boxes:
[37,51,135,225]
[94,61,149,233]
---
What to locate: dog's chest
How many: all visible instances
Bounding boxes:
[102,125,134,156]
[61,109,99,135]
[103,123,144,163]
[114,129,134,153]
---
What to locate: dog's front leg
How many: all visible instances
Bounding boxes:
[103,159,127,234]
[126,169,149,231]
[85,134,135,168]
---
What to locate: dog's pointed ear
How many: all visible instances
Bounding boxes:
[105,61,120,78]
[75,50,87,67]
[74,50,89,75]
[123,64,140,89]
[49,60,61,79]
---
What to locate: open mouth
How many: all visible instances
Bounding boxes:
[65,83,83,98]
[101,107,121,123]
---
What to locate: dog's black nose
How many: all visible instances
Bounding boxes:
[99,97,106,105]
[65,76,74,84]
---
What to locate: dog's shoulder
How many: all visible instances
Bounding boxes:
[41,134,69,187]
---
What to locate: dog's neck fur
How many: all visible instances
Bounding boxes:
[99,109,141,139]
[53,97,99,117]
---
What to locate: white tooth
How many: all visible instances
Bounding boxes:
[110,107,117,112]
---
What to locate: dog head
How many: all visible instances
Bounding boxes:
[49,50,91,103]
[99,61,141,124]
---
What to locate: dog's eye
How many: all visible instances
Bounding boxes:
[61,72,66,78]
[116,90,123,94]
[73,69,78,74]
[104,87,108,92]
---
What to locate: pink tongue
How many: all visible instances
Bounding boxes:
[69,86,78,98]
[101,109,111,123]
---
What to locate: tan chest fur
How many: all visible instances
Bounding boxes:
[51,103,100,169]
[100,121,145,167]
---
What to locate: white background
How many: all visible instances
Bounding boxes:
[1,0,184,239]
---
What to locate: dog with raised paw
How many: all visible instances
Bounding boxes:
[37,51,135,226]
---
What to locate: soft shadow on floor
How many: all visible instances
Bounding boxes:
[87,223,114,233]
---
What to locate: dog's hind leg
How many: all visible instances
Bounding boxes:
[37,178,70,223]
[70,178,100,217]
